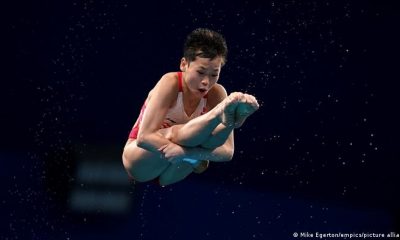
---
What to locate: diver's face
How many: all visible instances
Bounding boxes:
[180,56,222,97]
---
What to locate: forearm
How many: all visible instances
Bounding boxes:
[184,144,234,162]
[136,132,171,153]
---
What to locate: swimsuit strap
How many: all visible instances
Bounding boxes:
[177,72,183,92]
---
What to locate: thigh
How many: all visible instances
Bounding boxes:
[159,162,194,186]
[122,125,186,183]
[122,139,170,182]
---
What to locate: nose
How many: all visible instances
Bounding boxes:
[201,76,209,86]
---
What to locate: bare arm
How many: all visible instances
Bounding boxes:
[136,73,178,153]
[160,138,233,162]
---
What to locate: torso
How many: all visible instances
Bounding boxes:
[129,72,208,139]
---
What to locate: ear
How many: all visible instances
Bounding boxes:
[180,57,188,72]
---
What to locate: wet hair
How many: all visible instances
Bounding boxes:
[183,28,228,65]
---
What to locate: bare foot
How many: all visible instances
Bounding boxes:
[215,92,243,127]
[234,93,259,128]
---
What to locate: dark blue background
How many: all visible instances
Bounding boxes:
[2,0,400,239]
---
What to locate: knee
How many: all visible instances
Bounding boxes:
[168,125,181,140]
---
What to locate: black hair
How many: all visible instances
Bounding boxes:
[183,28,228,65]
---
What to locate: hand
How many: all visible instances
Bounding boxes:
[158,142,186,164]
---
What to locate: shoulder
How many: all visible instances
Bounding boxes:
[208,83,227,99]
[157,72,179,87]
[148,72,179,98]
[206,83,228,109]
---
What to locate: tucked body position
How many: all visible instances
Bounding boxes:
[122,28,259,186]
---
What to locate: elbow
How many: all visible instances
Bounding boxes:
[222,147,234,162]
[227,148,234,161]
[136,133,147,149]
